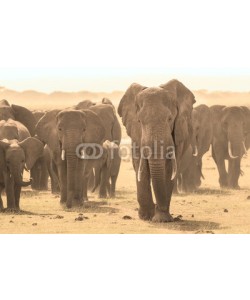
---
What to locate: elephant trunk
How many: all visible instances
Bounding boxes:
[148,159,168,210]
[63,130,83,206]
[228,125,245,158]
[65,148,79,202]
[11,167,32,187]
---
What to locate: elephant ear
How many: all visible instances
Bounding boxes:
[160,80,195,146]
[118,83,146,144]
[36,110,61,149]
[0,139,10,150]
[19,137,44,170]
[11,104,36,136]
[83,110,106,144]
[0,99,11,107]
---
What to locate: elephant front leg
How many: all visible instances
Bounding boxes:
[99,164,108,198]
[150,160,174,223]
[57,162,67,204]
[212,146,228,188]
[4,174,16,210]
[228,158,241,189]
[14,184,21,211]
[133,158,155,221]
[110,175,117,198]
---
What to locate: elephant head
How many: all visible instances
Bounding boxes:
[0,100,36,136]
[0,137,44,186]
[221,106,247,158]
[73,100,96,110]
[0,119,19,140]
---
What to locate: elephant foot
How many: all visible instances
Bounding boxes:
[219,179,228,189]
[5,207,19,213]
[60,200,66,208]
[77,197,87,206]
[99,193,107,199]
[152,208,174,223]
[110,193,116,199]
[138,205,155,221]
[229,184,240,190]
[66,202,72,209]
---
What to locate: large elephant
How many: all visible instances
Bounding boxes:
[118,80,195,222]
[31,110,60,193]
[31,110,50,191]
[89,103,121,198]
[0,119,44,210]
[0,99,36,136]
[74,99,122,198]
[179,104,213,192]
[240,106,250,150]
[210,105,248,189]
[36,108,106,208]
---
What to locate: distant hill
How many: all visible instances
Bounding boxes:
[0,86,250,110]
[193,90,250,108]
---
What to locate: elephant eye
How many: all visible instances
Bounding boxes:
[6,160,10,164]
[21,160,25,163]
[168,116,172,122]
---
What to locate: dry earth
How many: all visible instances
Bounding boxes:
[1,152,250,234]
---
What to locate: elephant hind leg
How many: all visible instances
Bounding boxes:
[0,185,4,210]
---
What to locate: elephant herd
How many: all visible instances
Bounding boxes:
[0,79,250,223]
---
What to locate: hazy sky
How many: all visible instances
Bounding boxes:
[1,0,250,93]
[1,68,250,93]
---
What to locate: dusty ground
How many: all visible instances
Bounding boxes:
[1,152,250,234]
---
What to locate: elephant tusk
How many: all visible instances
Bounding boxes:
[171,157,177,181]
[137,158,142,182]
[243,142,248,157]
[81,149,87,159]
[228,142,238,159]
[193,146,198,157]
[61,149,65,161]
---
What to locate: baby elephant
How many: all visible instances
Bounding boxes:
[91,140,120,198]
[0,138,44,211]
